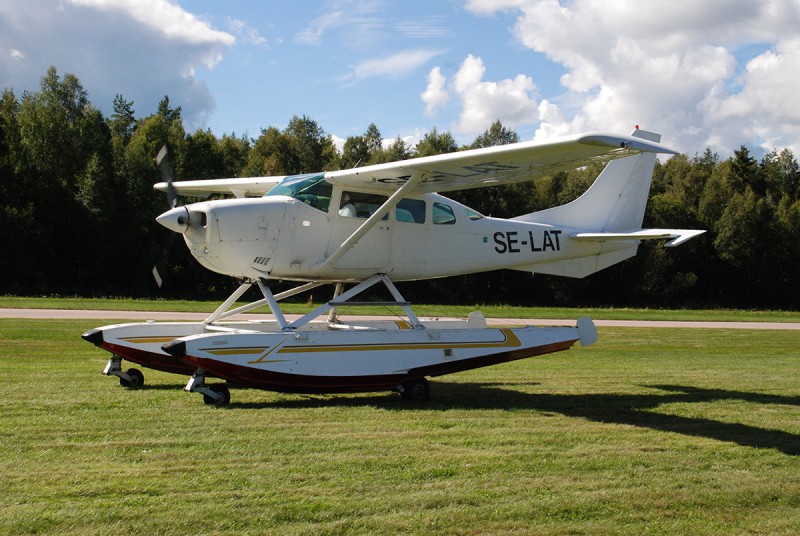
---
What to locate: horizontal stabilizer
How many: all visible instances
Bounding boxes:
[573,229,705,247]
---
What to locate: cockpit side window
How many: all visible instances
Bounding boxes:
[338,192,357,217]
[338,191,388,219]
[265,173,332,212]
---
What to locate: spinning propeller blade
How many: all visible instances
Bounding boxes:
[153,145,178,288]
[152,233,177,289]
[156,144,178,209]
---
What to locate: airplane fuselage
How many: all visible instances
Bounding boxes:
[162,177,631,282]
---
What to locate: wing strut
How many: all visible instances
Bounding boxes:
[314,172,427,272]
[200,276,422,331]
[285,274,423,330]
[203,280,325,325]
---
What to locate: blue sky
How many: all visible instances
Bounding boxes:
[2,1,800,156]
[183,1,558,142]
[182,1,561,144]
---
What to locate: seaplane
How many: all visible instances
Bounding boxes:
[82,127,704,405]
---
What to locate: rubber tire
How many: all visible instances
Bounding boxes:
[401,377,430,403]
[121,368,144,388]
[203,384,231,406]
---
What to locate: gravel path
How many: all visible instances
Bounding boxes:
[2,308,799,330]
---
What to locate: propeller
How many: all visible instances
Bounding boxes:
[152,145,179,288]
[157,144,179,209]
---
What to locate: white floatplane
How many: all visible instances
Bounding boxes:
[82,128,703,404]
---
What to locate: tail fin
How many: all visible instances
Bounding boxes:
[515,129,661,231]
[512,129,704,278]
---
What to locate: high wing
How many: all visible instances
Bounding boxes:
[152,132,673,199]
[315,130,678,272]
[324,132,678,194]
[154,176,285,198]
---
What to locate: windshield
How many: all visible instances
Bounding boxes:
[265,173,332,212]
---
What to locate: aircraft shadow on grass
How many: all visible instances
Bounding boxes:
[128,383,187,391]
[230,383,800,455]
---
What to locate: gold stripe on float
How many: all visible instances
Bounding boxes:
[119,336,183,344]
[276,329,521,354]
[204,347,268,356]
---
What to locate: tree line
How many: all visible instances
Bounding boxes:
[1,67,798,309]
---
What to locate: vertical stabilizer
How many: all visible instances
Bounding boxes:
[515,129,661,232]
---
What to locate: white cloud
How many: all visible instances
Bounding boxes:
[422,54,539,135]
[331,133,346,152]
[69,0,234,54]
[295,9,346,45]
[710,37,800,151]
[394,16,451,39]
[421,66,449,116]
[535,98,572,139]
[466,0,800,155]
[227,17,268,47]
[340,48,444,85]
[465,0,528,15]
[452,54,539,133]
[0,0,235,130]
[295,0,384,47]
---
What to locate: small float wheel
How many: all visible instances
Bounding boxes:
[401,377,430,403]
[121,368,144,388]
[203,384,231,406]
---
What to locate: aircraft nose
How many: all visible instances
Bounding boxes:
[156,207,190,233]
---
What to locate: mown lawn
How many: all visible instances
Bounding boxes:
[0,318,798,535]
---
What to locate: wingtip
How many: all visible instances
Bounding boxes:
[578,132,679,155]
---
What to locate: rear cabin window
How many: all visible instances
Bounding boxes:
[433,202,456,225]
[395,199,426,224]
[465,207,484,221]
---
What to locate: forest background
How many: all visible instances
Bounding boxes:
[1,68,798,309]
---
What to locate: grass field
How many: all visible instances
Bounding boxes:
[1,316,798,535]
